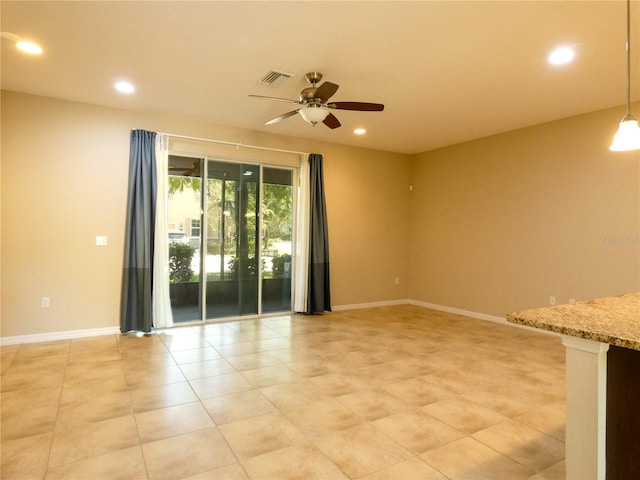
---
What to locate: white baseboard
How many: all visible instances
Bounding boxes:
[409,299,558,336]
[0,326,120,346]
[409,299,507,323]
[1,300,556,345]
[332,299,411,311]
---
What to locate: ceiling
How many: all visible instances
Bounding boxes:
[2,1,639,154]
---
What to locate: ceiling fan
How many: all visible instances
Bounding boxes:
[249,72,384,129]
[169,160,200,177]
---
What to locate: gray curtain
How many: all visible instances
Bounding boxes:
[307,153,332,313]
[120,130,157,333]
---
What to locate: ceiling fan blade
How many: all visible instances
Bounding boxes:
[328,102,384,111]
[248,94,300,104]
[323,113,341,129]
[314,82,339,102]
[265,109,300,125]
[169,163,197,172]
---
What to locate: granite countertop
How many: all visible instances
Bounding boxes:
[507,292,640,350]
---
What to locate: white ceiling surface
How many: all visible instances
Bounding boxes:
[2,1,639,154]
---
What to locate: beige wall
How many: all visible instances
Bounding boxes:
[2,90,638,339]
[1,91,410,338]
[409,106,640,317]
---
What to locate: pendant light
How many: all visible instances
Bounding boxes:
[610,0,640,151]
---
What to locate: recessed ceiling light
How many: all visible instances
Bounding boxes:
[548,46,575,65]
[114,81,135,94]
[354,128,366,135]
[16,40,42,55]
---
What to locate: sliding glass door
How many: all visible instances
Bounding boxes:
[261,167,293,313]
[167,155,293,323]
[167,156,202,323]
[205,161,259,318]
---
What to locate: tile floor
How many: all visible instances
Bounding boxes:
[0,305,566,480]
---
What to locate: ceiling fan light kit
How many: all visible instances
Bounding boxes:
[609,0,640,151]
[249,71,384,130]
[299,105,330,125]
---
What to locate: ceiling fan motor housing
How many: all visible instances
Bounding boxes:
[304,72,323,85]
[300,87,320,103]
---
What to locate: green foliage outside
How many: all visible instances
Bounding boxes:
[168,169,293,283]
[206,240,221,255]
[169,242,196,283]
[227,256,264,279]
[271,253,292,278]
[262,184,292,248]
[168,176,201,195]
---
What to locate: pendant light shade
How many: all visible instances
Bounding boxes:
[610,115,640,151]
[610,0,640,151]
[299,105,330,125]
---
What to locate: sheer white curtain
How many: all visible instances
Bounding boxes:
[293,154,310,312]
[152,134,174,328]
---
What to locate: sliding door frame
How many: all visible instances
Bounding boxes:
[167,152,298,326]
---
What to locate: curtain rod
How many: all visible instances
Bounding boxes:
[156,132,308,156]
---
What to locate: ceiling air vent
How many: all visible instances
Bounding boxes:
[258,70,294,87]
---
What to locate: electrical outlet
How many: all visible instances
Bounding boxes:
[395,277,400,285]
[41,297,50,308]
[569,298,576,304]
[96,236,108,246]
[549,296,556,306]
